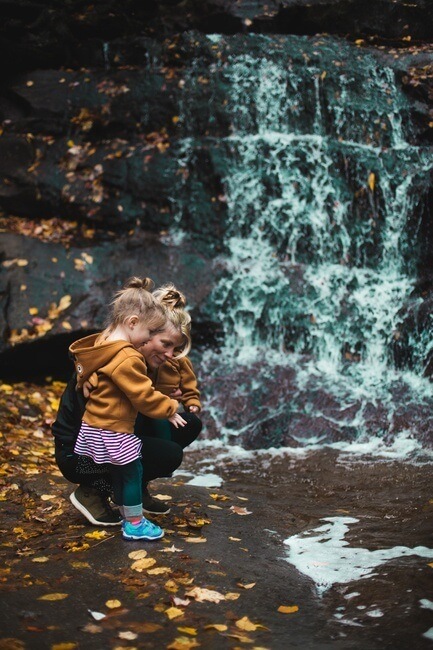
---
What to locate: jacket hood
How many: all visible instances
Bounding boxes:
[69,333,137,387]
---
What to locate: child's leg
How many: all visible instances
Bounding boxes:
[109,460,143,522]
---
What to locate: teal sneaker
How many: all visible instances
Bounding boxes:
[122,517,164,541]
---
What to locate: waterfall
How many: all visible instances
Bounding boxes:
[172,35,433,448]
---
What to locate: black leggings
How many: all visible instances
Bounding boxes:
[55,411,202,495]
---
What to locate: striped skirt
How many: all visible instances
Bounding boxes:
[74,422,142,466]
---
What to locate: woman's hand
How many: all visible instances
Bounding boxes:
[168,413,187,428]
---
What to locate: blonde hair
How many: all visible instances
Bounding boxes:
[153,283,192,358]
[106,276,167,333]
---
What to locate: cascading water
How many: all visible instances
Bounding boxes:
[173,35,433,452]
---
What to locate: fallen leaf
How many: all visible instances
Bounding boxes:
[237,582,256,589]
[278,605,299,614]
[185,587,226,603]
[118,631,138,640]
[229,536,241,542]
[32,556,49,563]
[160,545,183,553]
[177,627,197,636]
[165,606,185,620]
[131,557,156,572]
[51,644,77,650]
[368,172,375,192]
[41,494,56,501]
[204,623,228,632]
[82,623,103,634]
[128,549,147,559]
[88,609,106,621]
[148,567,171,575]
[38,593,69,601]
[85,530,108,540]
[172,597,191,607]
[230,506,252,515]
[184,537,207,544]
[105,599,122,609]
[225,593,240,601]
[236,616,259,631]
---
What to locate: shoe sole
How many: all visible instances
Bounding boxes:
[70,491,121,527]
[122,530,165,541]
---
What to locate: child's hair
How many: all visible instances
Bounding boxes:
[153,283,192,358]
[106,276,167,333]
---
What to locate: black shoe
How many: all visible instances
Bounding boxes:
[142,486,170,515]
[70,486,122,526]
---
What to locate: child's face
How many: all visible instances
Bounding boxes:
[128,321,152,350]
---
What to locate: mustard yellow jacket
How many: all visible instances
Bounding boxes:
[69,333,179,433]
[153,356,201,412]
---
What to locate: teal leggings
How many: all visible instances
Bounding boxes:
[109,459,143,518]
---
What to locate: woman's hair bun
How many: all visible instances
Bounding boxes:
[123,276,155,291]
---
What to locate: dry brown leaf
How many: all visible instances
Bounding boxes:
[184,537,207,544]
[237,582,256,589]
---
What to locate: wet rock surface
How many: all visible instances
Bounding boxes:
[0,443,432,649]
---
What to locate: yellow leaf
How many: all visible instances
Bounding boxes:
[67,140,75,147]
[204,624,228,632]
[278,605,299,614]
[131,557,156,572]
[185,537,207,544]
[428,562,433,568]
[165,606,184,620]
[236,616,258,631]
[58,295,72,311]
[172,116,180,124]
[225,592,240,600]
[147,567,171,575]
[32,556,49,563]
[62,321,72,330]
[128,549,147,559]
[237,582,256,589]
[0,384,13,393]
[177,627,197,636]
[70,561,90,569]
[368,172,375,192]
[41,494,56,501]
[81,252,93,264]
[38,593,69,601]
[85,530,108,540]
[29,307,38,315]
[105,599,122,609]
[51,644,77,650]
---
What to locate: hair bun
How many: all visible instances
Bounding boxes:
[123,276,155,291]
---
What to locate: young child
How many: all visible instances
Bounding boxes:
[69,276,186,541]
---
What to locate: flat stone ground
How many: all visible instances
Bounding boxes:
[0,441,432,650]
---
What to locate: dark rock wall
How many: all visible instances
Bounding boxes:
[1,0,433,382]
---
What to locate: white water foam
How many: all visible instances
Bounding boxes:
[283,516,433,596]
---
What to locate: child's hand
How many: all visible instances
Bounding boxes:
[168,413,187,428]
[188,405,200,414]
